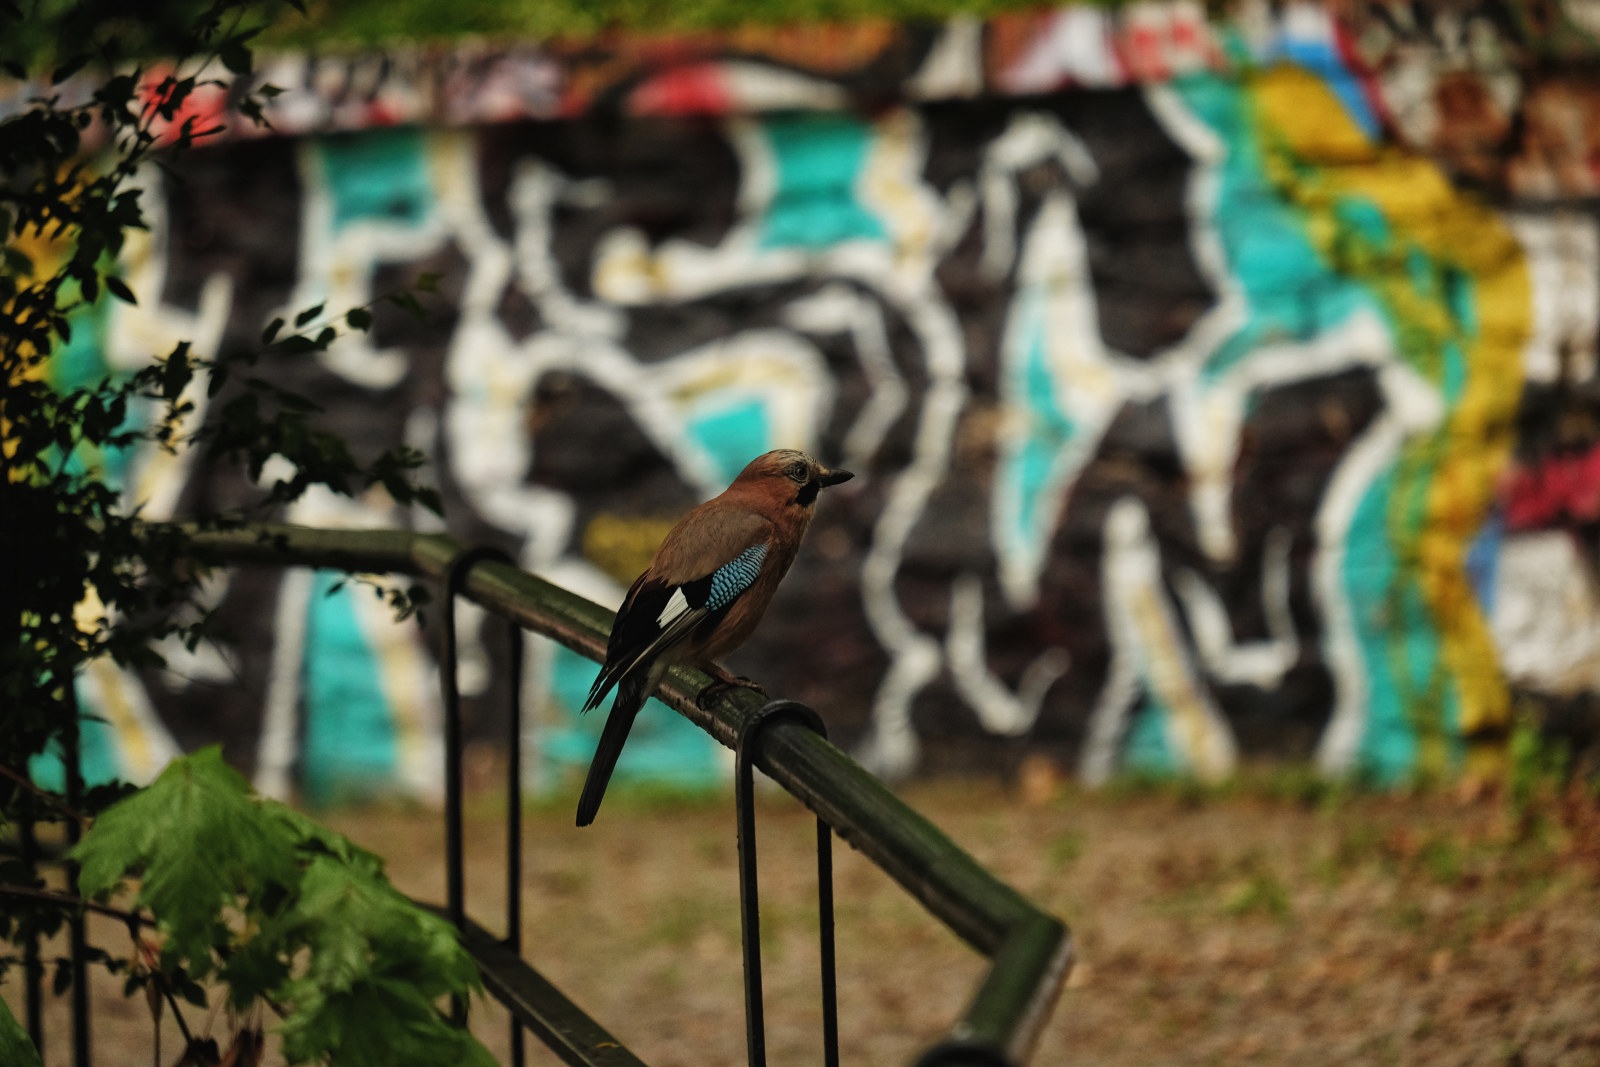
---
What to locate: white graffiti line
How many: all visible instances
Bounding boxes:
[1492,530,1600,695]
[990,188,1115,611]
[77,655,183,786]
[945,573,1070,736]
[1081,497,1239,784]
[1312,360,1445,775]
[998,5,1124,93]
[284,133,451,390]
[1507,209,1600,385]
[356,576,444,806]
[855,272,971,778]
[1173,525,1299,689]
[446,154,578,567]
[510,165,625,339]
[978,111,1098,282]
[72,165,231,787]
[905,15,985,102]
[111,165,234,521]
[255,567,312,801]
[783,284,908,471]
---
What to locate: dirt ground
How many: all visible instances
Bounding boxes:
[9,776,1600,1066]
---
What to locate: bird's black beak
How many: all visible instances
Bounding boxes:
[818,467,853,487]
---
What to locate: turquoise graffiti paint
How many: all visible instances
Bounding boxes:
[301,570,400,803]
[998,289,1077,581]
[1170,73,1373,376]
[317,127,434,233]
[1121,696,1179,777]
[543,645,722,791]
[690,397,773,486]
[1344,467,1416,783]
[27,693,122,791]
[758,113,887,249]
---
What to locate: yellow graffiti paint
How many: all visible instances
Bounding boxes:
[1255,65,1530,776]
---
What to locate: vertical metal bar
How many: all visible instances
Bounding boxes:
[63,682,89,1067]
[441,546,518,1028]
[505,616,526,1067]
[816,815,838,1067]
[735,717,768,1067]
[20,806,42,1055]
[736,700,836,1067]
[440,560,467,937]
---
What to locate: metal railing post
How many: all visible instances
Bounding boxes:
[64,681,89,1067]
[736,699,838,1067]
[504,604,527,1067]
[440,545,517,1027]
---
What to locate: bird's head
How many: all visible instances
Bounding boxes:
[733,449,853,508]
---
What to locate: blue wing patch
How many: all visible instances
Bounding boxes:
[707,544,767,610]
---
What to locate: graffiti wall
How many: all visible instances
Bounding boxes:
[30,0,1600,800]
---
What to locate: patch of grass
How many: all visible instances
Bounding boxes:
[1218,853,1292,921]
[1099,766,1367,812]
[1045,830,1085,872]
[523,781,726,820]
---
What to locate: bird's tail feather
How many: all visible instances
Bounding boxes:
[576,671,651,827]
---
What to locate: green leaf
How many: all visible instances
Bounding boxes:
[249,814,490,1067]
[260,316,285,344]
[277,978,496,1067]
[104,275,137,305]
[276,335,318,355]
[293,303,324,328]
[218,39,253,76]
[50,53,89,85]
[0,999,42,1067]
[160,342,193,400]
[3,247,34,277]
[344,307,373,332]
[71,748,300,971]
[385,291,425,321]
[414,272,440,294]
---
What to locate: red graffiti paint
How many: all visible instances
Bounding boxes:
[1504,445,1600,529]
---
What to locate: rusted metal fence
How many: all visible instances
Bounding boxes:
[22,522,1073,1066]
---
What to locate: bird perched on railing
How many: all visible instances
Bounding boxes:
[577,449,853,826]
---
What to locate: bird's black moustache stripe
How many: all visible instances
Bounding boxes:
[794,480,821,507]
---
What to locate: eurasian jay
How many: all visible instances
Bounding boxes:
[576,449,853,826]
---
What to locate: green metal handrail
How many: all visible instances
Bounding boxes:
[180,521,1073,1063]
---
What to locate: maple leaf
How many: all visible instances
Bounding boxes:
[264,852,490,1065]
[72,747,298,972]
[277,978,497,1067]
[0,998,42,1067]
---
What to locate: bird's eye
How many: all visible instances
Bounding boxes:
[786,462,808,482]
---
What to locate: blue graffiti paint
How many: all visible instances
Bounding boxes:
[543,645,722,790]
[1465,507,1503,614]
[317,127,434,233]
[1275,38,1380,140]
[758,113,887,249]
[690,397,772,486]
[301,570,399,803]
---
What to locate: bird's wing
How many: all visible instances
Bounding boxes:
[582,513,773,712]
